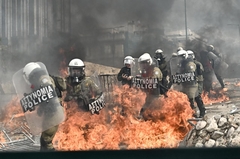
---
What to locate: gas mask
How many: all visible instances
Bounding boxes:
[69,67,85,83]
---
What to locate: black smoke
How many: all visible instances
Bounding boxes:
[69,0,175,62]
[5,0,240,77]
[182,0,240,78]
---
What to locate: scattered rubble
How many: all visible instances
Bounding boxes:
[181,113,240,147]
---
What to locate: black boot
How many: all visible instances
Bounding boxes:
[40,137,47,151]
[189,98,196,110]
[216,74,224,88]
[195,95,206,118]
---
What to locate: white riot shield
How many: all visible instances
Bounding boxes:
[130,58,140,77]
[131,58,160,94]
[170,57,196,90]
[169,56,182,90]
[88,72,106,115]
[12,62,65,135]
[170,56,182,82]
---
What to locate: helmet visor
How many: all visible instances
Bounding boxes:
[69,67,85,78]
[139,60,150,70]
[155,53,163,59]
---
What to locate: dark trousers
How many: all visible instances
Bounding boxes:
[215,73,224,88]
[189,95,206,117]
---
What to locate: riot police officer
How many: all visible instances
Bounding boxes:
[64,58,103,114]
[177,50,205,118]
[199,48,214,94]
[117,56,134,86]
[154,49,169,94]
[187,50,206,118]
[206,45,226,89]
[135,53,163,119]
[22,62,66,151]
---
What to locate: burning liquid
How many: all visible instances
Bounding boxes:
[0,83,230,150]
[201,89,229,105]
[53,85,193,150]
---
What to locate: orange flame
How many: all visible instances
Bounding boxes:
[0,96,25,143]
[202,89,229,105]
[53,86,193,150]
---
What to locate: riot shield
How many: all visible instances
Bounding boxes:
[214,59,229,76]
[169,56,180,90]
[131,58,160,94]
[207,51,229,75]
[169,56,182,83]
[219,60,228,72]
[130,58,140,77]
[170,57,196,90]
[87,72,106,115]
[12,62,65,135]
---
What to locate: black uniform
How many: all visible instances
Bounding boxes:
[117,66,132,86]
[200,50,214,93]
[212,51,225,88]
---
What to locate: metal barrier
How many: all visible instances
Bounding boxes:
[98,74,120,102]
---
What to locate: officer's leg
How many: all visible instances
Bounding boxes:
[139,101,149,116]
[189,98,198,118]
[188,98,195,110]
[215,73,224,88]
[195,95,206,118]
[203,73,213,94]
[40,125,59,151]
[160,78,168,95]
[198,81,203,96]
[138,95,154,120]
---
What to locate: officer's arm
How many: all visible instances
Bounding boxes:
[154,67,163,82]
[196,63,203,75]
[117,68,124,81]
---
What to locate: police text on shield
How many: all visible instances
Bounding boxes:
[20,85,56,113]
[132,77,158,89]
